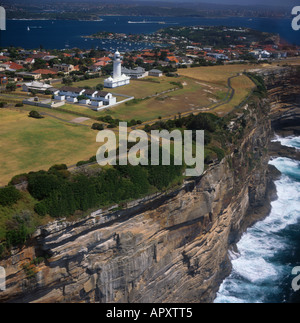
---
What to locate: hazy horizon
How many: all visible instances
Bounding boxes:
[2,0,299,7]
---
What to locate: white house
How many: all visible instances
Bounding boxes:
[22,81,54,93]
[79,98,91,105]
[83,89,99,100]
[54,94,65,101]
[66,97,78,103]
[104,50,130,88]
[94,91,117,106]
[91,100,103,108]
[59,86,86,98]
[121,67,148,79]
[57,87,117,106]
[148,69,163,77]
[53,63,75,74]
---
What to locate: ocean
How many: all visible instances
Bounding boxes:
[214,135,300,303]
[1,16,299,50]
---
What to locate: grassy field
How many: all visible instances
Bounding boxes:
[178,64,255,85]
[0,64,261,185]
[94,76,227,122]
[213,74,256,116]
[57,76,185,99]
[53,75,227,122]
[0,109,99,186]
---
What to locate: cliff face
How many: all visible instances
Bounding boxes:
[263,66,300,135]
[0,90,274,304]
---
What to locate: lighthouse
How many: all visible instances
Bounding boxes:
[104,50,131,88]
[113,50,122,79]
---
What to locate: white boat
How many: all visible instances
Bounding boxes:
[27,26,30,31]
[128,20,147,24]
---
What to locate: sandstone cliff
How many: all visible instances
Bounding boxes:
[0,91,275,304]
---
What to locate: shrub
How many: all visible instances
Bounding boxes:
[15,103,24,107]
[44,90,52,95]
[5,211,34,247]
[9,173,29,186]
[96,84,104,91]
[91,123,104,131]
[48,164,68,172]
[27,172,64,200]
[0,186,22,207]
[6,83,17,92]
[29,110,44,119]
[210,146,225,162]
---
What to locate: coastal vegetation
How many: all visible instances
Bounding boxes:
[0,70,271,262]
[0,151,184,257]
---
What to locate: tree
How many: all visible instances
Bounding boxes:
[96,83,104,91]
[6,83,17,92]
[5,211,34,247]
[62,77,73,86]
[32,58,47,70]
[29,111,44,119]
[91,123,104,131]
[0,186,22,207]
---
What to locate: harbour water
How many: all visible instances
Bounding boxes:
[1,16,299,50]
[215,136,300,303]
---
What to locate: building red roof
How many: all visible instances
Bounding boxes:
[166,56,179,64]
[32,69,57,75]
[0,55,9,61]
[25,58,35,63]
[96,57,112,63]
[7,62,24,70]
[93,61,107,67]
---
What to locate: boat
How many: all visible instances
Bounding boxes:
[128,20,147,24]
[27,26,30,31]
[128,20,166,24]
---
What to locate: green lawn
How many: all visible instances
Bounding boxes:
[94,76,226,122]
[213,74,255,116]
[0,109,99,186]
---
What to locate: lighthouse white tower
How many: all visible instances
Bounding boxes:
[104,50,130,88]
[113,50,122,79]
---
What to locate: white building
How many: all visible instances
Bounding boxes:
[94,91,117,106]
[91,100,103,108]
[59,86,86,98]
[22,81,54,93]
[104,50,130,88]
[57,87,117,106]
[121,67,148,79]
[148,69,163,77]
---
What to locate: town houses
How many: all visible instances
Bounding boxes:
[55,86,117,107]
[0,25,298,112]
[0,26,298,87]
